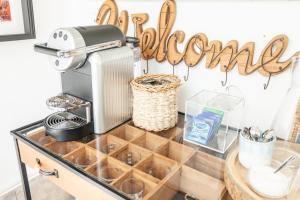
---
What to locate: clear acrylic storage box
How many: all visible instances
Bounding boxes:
[183,90,244,154]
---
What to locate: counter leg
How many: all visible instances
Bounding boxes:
[14,138,32,200]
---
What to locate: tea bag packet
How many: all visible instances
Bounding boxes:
[185,108,224,144]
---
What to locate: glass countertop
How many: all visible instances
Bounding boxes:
[12,115,229,200]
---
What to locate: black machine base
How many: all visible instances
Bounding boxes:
[44,112,93,142]
[44,122,92,142]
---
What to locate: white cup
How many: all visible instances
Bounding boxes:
[239,133,276,169]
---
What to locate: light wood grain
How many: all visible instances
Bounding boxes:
[132,132,169,152]
[156,141,195,163]
[95,0,300,78]
[18,140,119,200]
[180,165,226,200]
[96,0,118,25]
[185,150,225,180]
[110,124,145,141]
[112,169,158,198]
[225,142,300,200]
[20,122,233,200]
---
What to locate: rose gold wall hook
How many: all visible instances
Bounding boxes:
[143,58,149,74]
[263,73,272,90]
[221,67,229,87]
[184,64,190,82]
[171,60,176,75]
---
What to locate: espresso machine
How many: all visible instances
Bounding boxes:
[34,25,134,141]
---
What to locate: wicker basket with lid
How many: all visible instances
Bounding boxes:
[130,74,181,132]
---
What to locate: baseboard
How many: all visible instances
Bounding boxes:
[0,173,39,198]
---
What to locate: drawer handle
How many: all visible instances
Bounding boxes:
[35,158,59,178]
[184,194,198,200]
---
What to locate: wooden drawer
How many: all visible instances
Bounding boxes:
[18,140,120,200]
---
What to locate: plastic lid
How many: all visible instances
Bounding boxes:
[126,36,139,47]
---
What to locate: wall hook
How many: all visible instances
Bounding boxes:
[221,67,228,87]
[171,60,175,75]
[263,73,272,90]
[143,58,149,74]
[184,64,190,82]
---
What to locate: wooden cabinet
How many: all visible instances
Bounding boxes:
[13,121,229,200]
[18,140,119,200]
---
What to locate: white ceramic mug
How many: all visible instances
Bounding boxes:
[239,133,276,169]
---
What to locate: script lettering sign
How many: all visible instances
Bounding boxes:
[96,0,300,78]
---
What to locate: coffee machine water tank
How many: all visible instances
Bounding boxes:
[35,25,134,135]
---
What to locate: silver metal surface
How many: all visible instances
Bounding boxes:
[46,94,91,123]
[46,27,87,72]
[35,40,122,59]
[89,46,134,134]
[35,25,126,72]
[45,112,87,130]
[274,155,296,174]
[57,40,122,58]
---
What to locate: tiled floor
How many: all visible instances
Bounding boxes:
[0,176,74,200]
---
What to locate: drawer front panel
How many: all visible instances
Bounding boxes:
[18,140,120,200]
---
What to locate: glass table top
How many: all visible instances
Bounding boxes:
[13,116,230,200]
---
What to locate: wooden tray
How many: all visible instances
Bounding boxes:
[224,143,300,200]
[28,122,228,200]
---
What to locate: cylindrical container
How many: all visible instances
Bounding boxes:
[130,74,181,132]
[272,56,300,142]
[126,37,142,78]
[239,133,276,169]
[247,148,300,199]
[121,178,144,200]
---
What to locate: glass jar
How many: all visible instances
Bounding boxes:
[126,37,142,78]
[272,56,300,142]
[247,147,300,199]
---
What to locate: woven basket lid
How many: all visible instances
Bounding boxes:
[131,74,181,93]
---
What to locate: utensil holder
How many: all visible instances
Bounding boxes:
[239,133,276,169]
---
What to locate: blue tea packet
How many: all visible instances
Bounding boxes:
[185,108,224,145]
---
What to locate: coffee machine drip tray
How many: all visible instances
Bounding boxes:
[44,112,92,141]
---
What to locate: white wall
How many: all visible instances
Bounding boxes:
[1,0,300,194]
[0,0,65,194]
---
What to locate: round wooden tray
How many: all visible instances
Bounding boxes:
[224,142,300,200]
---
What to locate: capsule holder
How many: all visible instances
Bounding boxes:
[64,146,104,169]
[26,122,227,200]
[27,127,56,146]
[155,141,195,164]
[87,134,127,155]
[85,156,130,185]
[110,124,145,141]
[132,133,169,152]
[110,143,151,167]
[46,141,82,157]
